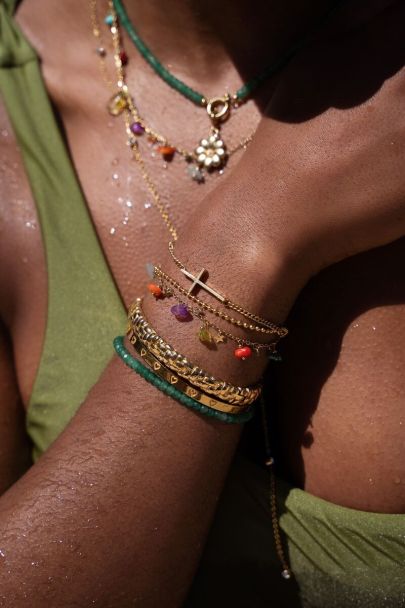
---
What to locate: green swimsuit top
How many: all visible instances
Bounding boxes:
[1,3,404,607]
[0,0,126,460]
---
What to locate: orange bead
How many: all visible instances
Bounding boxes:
[147,283,163,298]
[157,145,176,158]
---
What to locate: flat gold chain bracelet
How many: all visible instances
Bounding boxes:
[128,299,262,406]
[127,328,253,414]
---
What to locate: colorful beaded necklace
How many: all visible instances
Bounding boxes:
[112,0,347,176]
[93,2,253,182]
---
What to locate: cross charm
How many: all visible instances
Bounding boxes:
[181,268,225,303]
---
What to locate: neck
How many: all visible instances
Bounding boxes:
[118,0,336,82]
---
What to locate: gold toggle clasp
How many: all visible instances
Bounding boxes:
[206,95,231,123]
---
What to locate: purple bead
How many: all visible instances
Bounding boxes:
[130,122,145,135]
[171,304,190,321]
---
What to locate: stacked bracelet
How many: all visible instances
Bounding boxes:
[127,328,252,415]
[128,298,262,405]
[114,336,254,424]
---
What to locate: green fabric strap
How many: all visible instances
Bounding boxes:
[0,7,126,459]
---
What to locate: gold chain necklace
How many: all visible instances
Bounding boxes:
[90,0,254,182]
[89,0,292,579]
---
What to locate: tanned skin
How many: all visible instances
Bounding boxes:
[0,0,404,605]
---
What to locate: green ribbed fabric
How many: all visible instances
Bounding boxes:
[0,2,126,460]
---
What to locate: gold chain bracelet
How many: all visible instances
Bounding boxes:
[157,272,279,354]
[168,242,288,338]
[128,299,262,406]
[155,266,281,338]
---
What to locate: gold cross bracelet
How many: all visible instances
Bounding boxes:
[180,267,225,303]
[167,242,288,337]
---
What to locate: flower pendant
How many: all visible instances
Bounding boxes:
[194,129,228,171]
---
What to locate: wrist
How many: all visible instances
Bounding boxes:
[138,234,308,386]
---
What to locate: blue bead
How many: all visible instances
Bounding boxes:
[104,14,114,26]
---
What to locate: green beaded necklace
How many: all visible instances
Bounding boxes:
[113,0,347,114]
[111,0,347,173]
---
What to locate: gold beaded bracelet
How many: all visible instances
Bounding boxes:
[127,328,253,415]
[128,299,261,406]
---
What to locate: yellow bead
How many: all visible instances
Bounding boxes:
[108,91,127,116]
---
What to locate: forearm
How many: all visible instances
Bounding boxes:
[0,232,303,607]
[0,355,240,607]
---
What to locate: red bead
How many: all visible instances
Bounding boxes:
[157,145,176,159]
[119,51,128,65]
[147,283,163,298]
[234,346,252,360]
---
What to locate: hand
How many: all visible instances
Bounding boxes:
[178,1,405,305]
[236,1,405,273]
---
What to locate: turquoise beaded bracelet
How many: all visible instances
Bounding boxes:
[113,336,254,424]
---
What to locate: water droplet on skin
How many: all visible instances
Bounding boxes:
[144,201,151,209]
[126,200,133,208]
[353,323,359,328]
[219,169,224,175]
[25,220,36,229]
[372,326,376,331]
[0,549,5,557]
[150,151,156,158]
[162,162,168,170]
[112,173,119,181]
[110,227,116,235]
